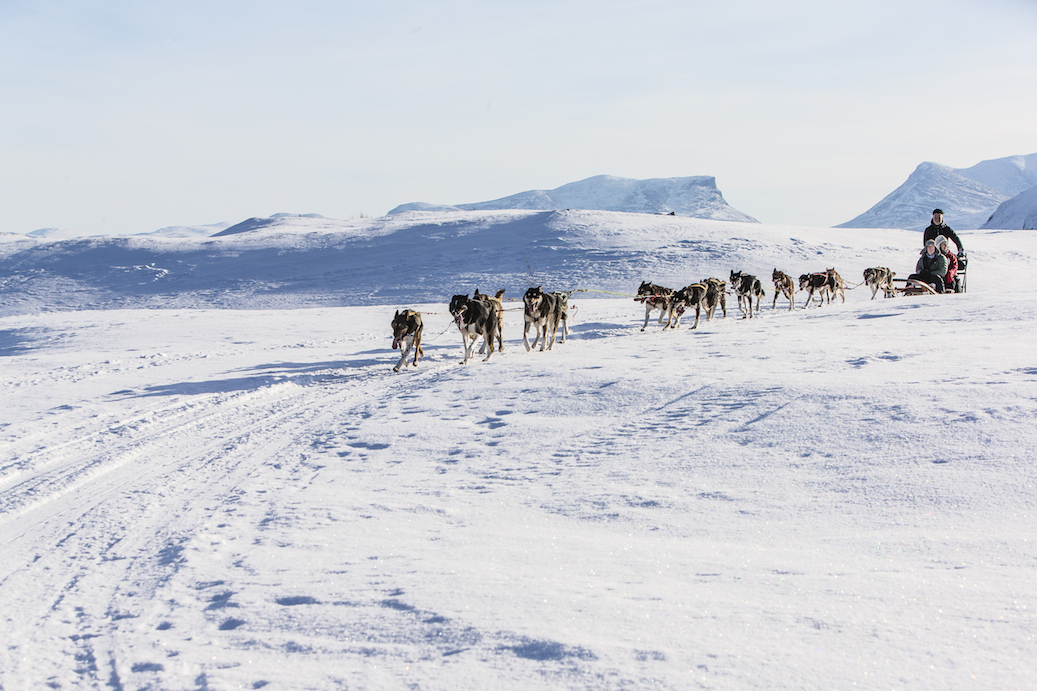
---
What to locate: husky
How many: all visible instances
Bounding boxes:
[771,268,795,310]
[863,267,896,299]
[701,277,727,321]
[825,268,846,303]
[798,272,829,308]
[390,309,424,372]
[522,286,566,352]
[668,283,708,329]
[448,294,498,364]
[551,290,571,343]
[473,288,506,353]
[729,271,764,319]
[636,281,675,331]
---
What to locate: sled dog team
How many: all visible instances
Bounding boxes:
[392,266,896,370]
[391,286,569,371]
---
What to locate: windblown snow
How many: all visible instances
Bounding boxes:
[2,210,1036,690]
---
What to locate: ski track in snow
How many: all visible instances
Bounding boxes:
[2,225,1037,689]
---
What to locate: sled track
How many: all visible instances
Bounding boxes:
[0,361,418,688]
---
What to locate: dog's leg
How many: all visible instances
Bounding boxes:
[523,318,533,352]
[482,331,494,362]
[692,302,701,329]
[641,304,652,331]
[393,335,412,372]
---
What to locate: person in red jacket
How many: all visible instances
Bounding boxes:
[936,235,959,292]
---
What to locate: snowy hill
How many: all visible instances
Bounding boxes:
[2,209,911,316]
[389,175,759,222]
[983,184,1037,229]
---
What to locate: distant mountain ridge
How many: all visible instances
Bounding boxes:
[838,153,1037,230]
[389,175,759,223]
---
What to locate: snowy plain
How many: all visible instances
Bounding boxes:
[2,211,1036,690]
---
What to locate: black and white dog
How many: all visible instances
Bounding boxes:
[448,294,498,364]
[391,309,424,372]
[798,272,829,308]
[729,271,764,319]
[522,286,566,352]
[863,267,896,299]
[668,283,708,329]
[636,281,675,331]
[702,277,727,320]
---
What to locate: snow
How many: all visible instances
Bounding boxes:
[2,211,1037,690]
[389,175,759,223]
[983,185,1037,231]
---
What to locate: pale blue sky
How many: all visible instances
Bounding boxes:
[2,0,1036,235]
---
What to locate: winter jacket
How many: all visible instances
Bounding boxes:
[943,250,958,286]
[924,223,965,253]
[916,250,949,278]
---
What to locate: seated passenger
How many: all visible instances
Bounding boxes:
[909,238,949,293]
[936,235,959,293]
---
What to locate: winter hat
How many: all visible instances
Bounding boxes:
[925,238,936,247]
[934,234,947,248]
[933,208,944,215]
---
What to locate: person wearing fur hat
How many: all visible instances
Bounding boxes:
[937,235,959,292]
[923,209,965,253]
[909,238,949,293]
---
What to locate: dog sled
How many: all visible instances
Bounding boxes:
[892,252,968,296]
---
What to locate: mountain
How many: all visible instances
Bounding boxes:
[983,185,1037,230]
[389,175,759,222]
[837,153,1037,230]
[837,162,1009,230]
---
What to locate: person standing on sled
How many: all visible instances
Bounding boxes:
[923,209,965,254]
[909,238,949,293]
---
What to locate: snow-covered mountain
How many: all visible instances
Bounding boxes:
[837,153,1037,230]
[983,184,1037,230]
[389,175,759,222]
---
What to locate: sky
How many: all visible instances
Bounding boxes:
[2,0,1037,236]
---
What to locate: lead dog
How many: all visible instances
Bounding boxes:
[772,268,795,310]
[729,271,764,319]
[636,281,674,331]
[863,267,896,299]
[702,277,727,320]
[668,283,708,329]
[448,294,498,364]
[391,309,424,372]
[474,288,506,353]
[798,272,829,308]
[523,286,566,351]
[825,268,846,303]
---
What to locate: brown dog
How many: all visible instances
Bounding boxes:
[391,309,424,372]
[772,268,795,310]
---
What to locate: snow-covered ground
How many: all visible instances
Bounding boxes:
[2,215,1037,689]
